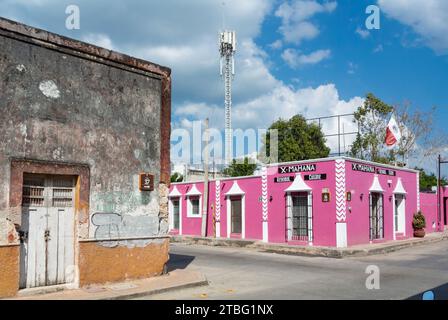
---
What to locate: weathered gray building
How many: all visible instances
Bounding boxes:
[0,17,171,297]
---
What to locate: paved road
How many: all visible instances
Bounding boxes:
[138,241,448,300]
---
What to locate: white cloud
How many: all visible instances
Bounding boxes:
[356,26,370,39]
[378,0,448,54]
[282,48,331,68]
[373,44,384,53]
[269,39,283,50]
[275,0,337,44]
[81,34,114,50]
[174,83,363,154]
[347,62,357,75]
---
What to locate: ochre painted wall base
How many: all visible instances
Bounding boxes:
[0,245,19,298]
[78,239,169,287]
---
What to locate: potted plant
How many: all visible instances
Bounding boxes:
[412,211,426,238]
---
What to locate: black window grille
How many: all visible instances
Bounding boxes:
[292,194,309,241]
[370,193,384,240]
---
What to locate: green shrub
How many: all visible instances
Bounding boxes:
[412,211,426,229]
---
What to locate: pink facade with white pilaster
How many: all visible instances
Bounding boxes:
[169,157,445,248]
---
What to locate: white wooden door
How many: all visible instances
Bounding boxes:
[394,195,406,234]
[19,175,75,289]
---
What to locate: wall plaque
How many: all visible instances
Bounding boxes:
[139,173,154,191]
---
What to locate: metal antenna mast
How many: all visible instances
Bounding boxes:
[219,30,236,165]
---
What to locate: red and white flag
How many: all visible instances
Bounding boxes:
[385,115,402,148]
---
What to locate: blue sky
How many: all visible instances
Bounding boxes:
[1,0,447,171]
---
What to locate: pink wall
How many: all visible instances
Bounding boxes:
[419,186,448,232]
[170,183,203,236]
[212,177,263,240]
[266,160,336,246]
[444,187,448,227]
[420,193,439,233]
[345,160,418,245]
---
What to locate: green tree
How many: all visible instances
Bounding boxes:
[260,114,330,163]
[349,93,440,166]
[170,172,184,183]
[416,167,447,191]
[349,93,394,163]
[223,157,257,177]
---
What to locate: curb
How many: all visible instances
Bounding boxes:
[171,233,448,259]
[102,278,209,300]
[9,272,209,300]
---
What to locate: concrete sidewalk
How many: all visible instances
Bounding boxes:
[171,231,448,258]
[8,270,208,300]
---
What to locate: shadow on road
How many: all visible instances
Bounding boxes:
[167,253,196,272]
[406,283,448,300]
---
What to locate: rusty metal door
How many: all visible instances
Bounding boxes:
[19,175,75,289]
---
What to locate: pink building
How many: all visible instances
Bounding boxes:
[169,157,445,248]
[420,186,448,233]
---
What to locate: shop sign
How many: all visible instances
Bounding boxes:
[352,163,396,176]
[275,176,295,183]
[352,163,375,173]
[305,174,327,181]
[376,168,396,176]
[278,164,316,174]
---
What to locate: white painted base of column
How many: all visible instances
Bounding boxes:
[262,221,269,243]
[215,221,221,238]
[336,222,348,248]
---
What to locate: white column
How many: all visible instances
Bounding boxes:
[336,223,347,248]
[215,221,221,238]
[335,159,348,248]
[215,180,221,238]
[226,197,231,238]
[179,198,183,235]
[392,194,396,240]
[261,166,269,243]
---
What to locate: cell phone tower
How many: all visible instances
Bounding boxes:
[219,30,236,165]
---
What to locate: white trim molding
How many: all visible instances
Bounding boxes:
[186,184,202,196]
[392,193,406,239]
[417,173,420,211]
[335,159,346,223]
[225,181,245,196]
[285,191,313,245]
[369,175,384,193]
[261,166,269,243]
[215,180,221,238]
[393,178,407,195]
[226,192,246,239]
[169,186,182,197]
[168,196,182,234]
[186,196,202,219]
[186,184,202,219]
[335,159,348,248]
[285,174,312,193]
[336,222,347,248]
